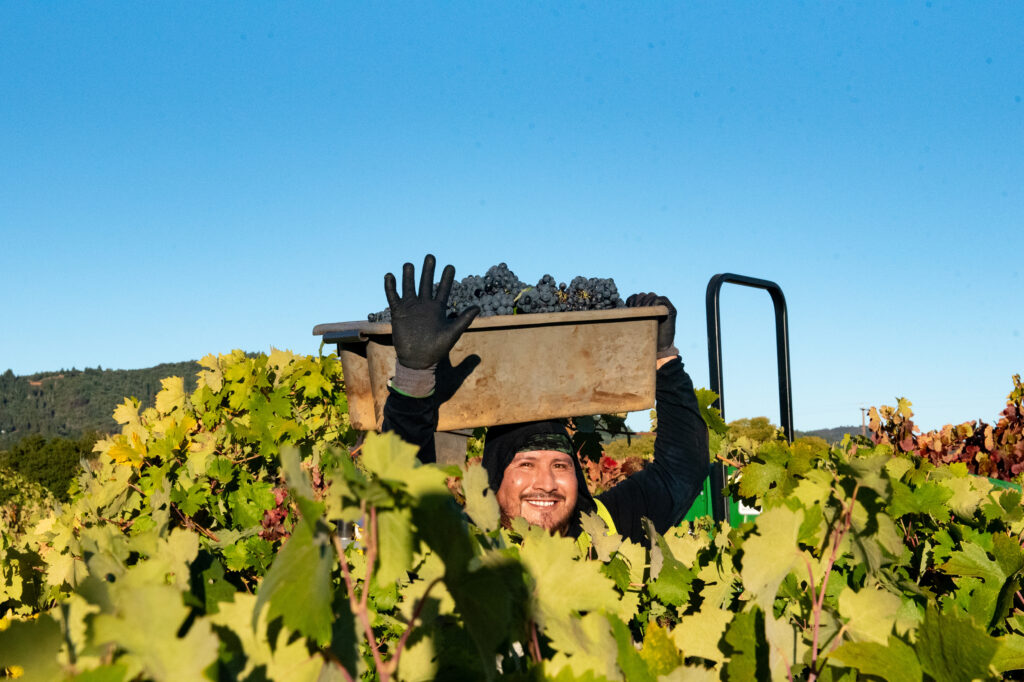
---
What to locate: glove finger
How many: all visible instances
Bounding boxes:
[655,295,676,316]
[402,262,416,299]
[384,273,399,309]
[419,254,436,301]
[639,293,658,307]
[448,305,480,341]
[626,293,639,307]
[436,263,456,304]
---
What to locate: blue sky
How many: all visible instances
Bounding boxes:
[2,2,1021,432]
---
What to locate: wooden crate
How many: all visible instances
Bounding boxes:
[313,306,668,431]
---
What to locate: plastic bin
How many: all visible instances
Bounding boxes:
[314,306,669,432]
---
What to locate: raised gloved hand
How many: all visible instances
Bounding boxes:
[384,254,480,370]
[626,292,678,359]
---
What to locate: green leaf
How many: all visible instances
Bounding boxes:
[830,635,922,682]
[0,614,63,682]
[695,388,728,436]
[722,608,768,681]
[253,516,334,647]
[940,475,992,520]
[279,444,315,505]
[993,633,1024,675]
[645,520,694,606]
[462,461,500,532]
[888,480,953,519]
[518,525,619,642]
[601,554,632,592]
[737,460,785,499]
[739,505,804,611]
[674,606,732,663]
[639,621,681,675]
[837,585,903,644]
[227,480,275,529]
[92,580,219,681]
[939,542,1008,627]
[210,591,330,682]
[915,604,999,682]
[608,613,654,682]
[376,507,414,585]
[71,665,130,681]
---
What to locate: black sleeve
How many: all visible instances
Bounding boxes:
[381,389,438,464]
[597,357,710,544]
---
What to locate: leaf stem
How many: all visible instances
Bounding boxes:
[808,484,859,681]
[333,503,388,681]
[388,577,443,675]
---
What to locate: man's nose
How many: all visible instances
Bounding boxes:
[532,464,558,491]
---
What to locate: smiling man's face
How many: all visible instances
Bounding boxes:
[495,449,579,534]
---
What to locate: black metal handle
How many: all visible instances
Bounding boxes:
[705,273,793,523]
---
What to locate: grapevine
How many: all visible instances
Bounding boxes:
[3,360,1024,680]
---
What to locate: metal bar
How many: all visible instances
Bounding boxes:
[705,273,794,523]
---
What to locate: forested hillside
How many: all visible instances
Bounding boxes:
[0,361,201,449]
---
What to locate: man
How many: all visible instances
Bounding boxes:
[381,255,709,545]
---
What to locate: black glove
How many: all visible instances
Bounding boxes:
[626,292,678,359]
[384,254,480,370]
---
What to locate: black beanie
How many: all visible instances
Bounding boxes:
[481,420,598,537]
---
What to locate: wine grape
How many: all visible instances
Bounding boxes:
[368,263,626,322]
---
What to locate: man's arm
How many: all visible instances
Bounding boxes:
[381,368,440,464]
[377,255,479,464]
[597,355,709,544]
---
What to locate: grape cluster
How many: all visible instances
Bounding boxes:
[367,263,626,322]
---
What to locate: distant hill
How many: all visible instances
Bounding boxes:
[795,425,865,443]
[0,361,202,449]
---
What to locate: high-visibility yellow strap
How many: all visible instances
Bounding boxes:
[594,499,617,536]
[576,500,619,555]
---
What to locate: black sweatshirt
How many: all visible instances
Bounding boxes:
[381,356,710,545]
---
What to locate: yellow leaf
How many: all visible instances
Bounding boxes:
[155,376,186,414]
[198,354,224,392]
[113,397,141,425]
[108,441,143,467]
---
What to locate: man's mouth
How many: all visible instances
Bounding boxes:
[523,498,561,508]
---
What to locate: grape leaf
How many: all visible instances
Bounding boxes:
[830,635,922,682]
[376,507,414,585]
[645,520,694,606]
[674,606,732,663]
[915,604,999,682]
[837,585,902,644]
[581,511,622,563]
[737,460,785,498]
[722,608,768,680]
[72,665,129,682]
[211,591,329,682]
[939,542,1008,627]
[0,614,63,682]
[518,526,619,641]
[940,474,991,520]
[739,505,804,610]
[154,376,186,414]
[608,613,654,682]
[639,622,681,675]
[462,461,500,532]
[253,516,334,647]
[92,581,219,681]
[888,480,954,519]
[993,633,1024,675]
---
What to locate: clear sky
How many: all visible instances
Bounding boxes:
[2,2,1021,433]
